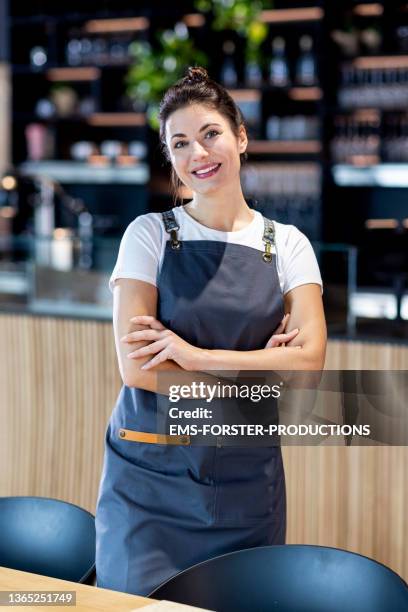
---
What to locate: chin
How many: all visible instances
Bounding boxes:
[196,184,222,196]
[198,175,229,194]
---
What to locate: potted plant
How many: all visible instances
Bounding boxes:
[125,23,208,130]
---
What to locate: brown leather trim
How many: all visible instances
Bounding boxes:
[118,428,190,446]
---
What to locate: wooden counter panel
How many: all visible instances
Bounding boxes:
[0,314,407,581]
[325,338,408,369]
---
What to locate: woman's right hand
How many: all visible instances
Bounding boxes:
[264,313,299,348]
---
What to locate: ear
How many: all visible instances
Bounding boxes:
[238,124,248,154]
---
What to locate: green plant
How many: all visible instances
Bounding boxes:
[126,2,273,128]
[126,24,208,130]
[194,0,271,62]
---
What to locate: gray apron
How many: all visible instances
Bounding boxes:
[95,208,286,596]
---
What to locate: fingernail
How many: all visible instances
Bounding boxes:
[294,328,299,333]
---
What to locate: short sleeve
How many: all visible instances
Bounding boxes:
[109,214,163,292]
[277,225,323,295]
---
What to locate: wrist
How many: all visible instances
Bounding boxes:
[193,348,214,370]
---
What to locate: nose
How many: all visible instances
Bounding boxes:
[191,140,209,161]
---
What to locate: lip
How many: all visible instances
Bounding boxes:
[191,163,222,178]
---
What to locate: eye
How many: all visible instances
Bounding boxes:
[174,140,187,149]
[205,129,220,139]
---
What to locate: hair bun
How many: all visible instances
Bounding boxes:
[184,66,209,84]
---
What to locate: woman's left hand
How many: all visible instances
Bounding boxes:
[121,315,205,371]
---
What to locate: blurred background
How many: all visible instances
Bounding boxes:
[1,0,408,340]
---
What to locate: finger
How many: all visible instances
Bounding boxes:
[270,329,299,343]
[282,328,300,341]
[127,338,168,359]
[121,329,163,343]
[265,328,299,348]
[129,315,166,330]
[267,338,287,348]
[267,338,282,348]
[141,349,170,370]
[267,340,286,348]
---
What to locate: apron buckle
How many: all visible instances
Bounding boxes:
[262,242,273,263]
[170,229,181,250]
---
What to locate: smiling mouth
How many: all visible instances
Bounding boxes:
[192,163,222,179]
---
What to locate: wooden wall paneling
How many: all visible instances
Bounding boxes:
[283,445,408,580]
[325,339,408,369]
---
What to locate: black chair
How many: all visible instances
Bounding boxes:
[0,496,95,584]
[150,545,408,612]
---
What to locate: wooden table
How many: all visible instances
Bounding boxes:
[0,566,155,611]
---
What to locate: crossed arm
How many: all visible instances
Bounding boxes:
[113,278,327,392]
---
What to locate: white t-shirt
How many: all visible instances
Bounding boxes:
[109,206,323,295]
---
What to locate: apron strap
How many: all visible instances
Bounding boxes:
[262,217,276,263]
[161,209,181,250]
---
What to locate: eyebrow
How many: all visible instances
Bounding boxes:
[171,123,222,140]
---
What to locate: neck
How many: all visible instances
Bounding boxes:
[186,181,254,232]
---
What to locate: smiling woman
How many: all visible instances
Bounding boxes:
[159,66,249,212]
[95,66,327,597]
[166,105,244,209]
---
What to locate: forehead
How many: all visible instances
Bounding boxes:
[165,104,228,138]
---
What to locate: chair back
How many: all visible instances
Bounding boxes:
[0,496,95,583]
[150,545,408,612]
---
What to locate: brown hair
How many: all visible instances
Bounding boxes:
[159,66,248,205]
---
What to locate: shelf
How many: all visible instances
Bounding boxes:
[182,13,206,28]
[83,16,149,33]
[261,7,324,24]
[350,290,408,321]
[228,89,261,102]
[365,218,402,229]
[18,161,149,185]
[13,63,131,75]
[46,67,101,81]
[247,140,322,154]
[13,112,147,127]
[352,3,383,17]
[288,87,323,101]
[29,298,112,320]
[332,163,408,187]
[86,113,146,127]
[351,56,408,70]
[228,87,322,101]
[10,10,149,26]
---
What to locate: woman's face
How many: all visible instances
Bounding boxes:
[164,103,247,195]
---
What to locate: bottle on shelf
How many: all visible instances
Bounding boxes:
[295,35,317,86]
[244,58,263,88]
[266,115,319,141]
[383,113,408,162]
[29,46,48,70]
[220,41,238,88]
[66,38,82,66]
[269,37,290,88]
[330,113,380,164]
[338,64,408,110]
[241,162,321,239]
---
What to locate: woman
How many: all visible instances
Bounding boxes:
[95,66,326,596]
